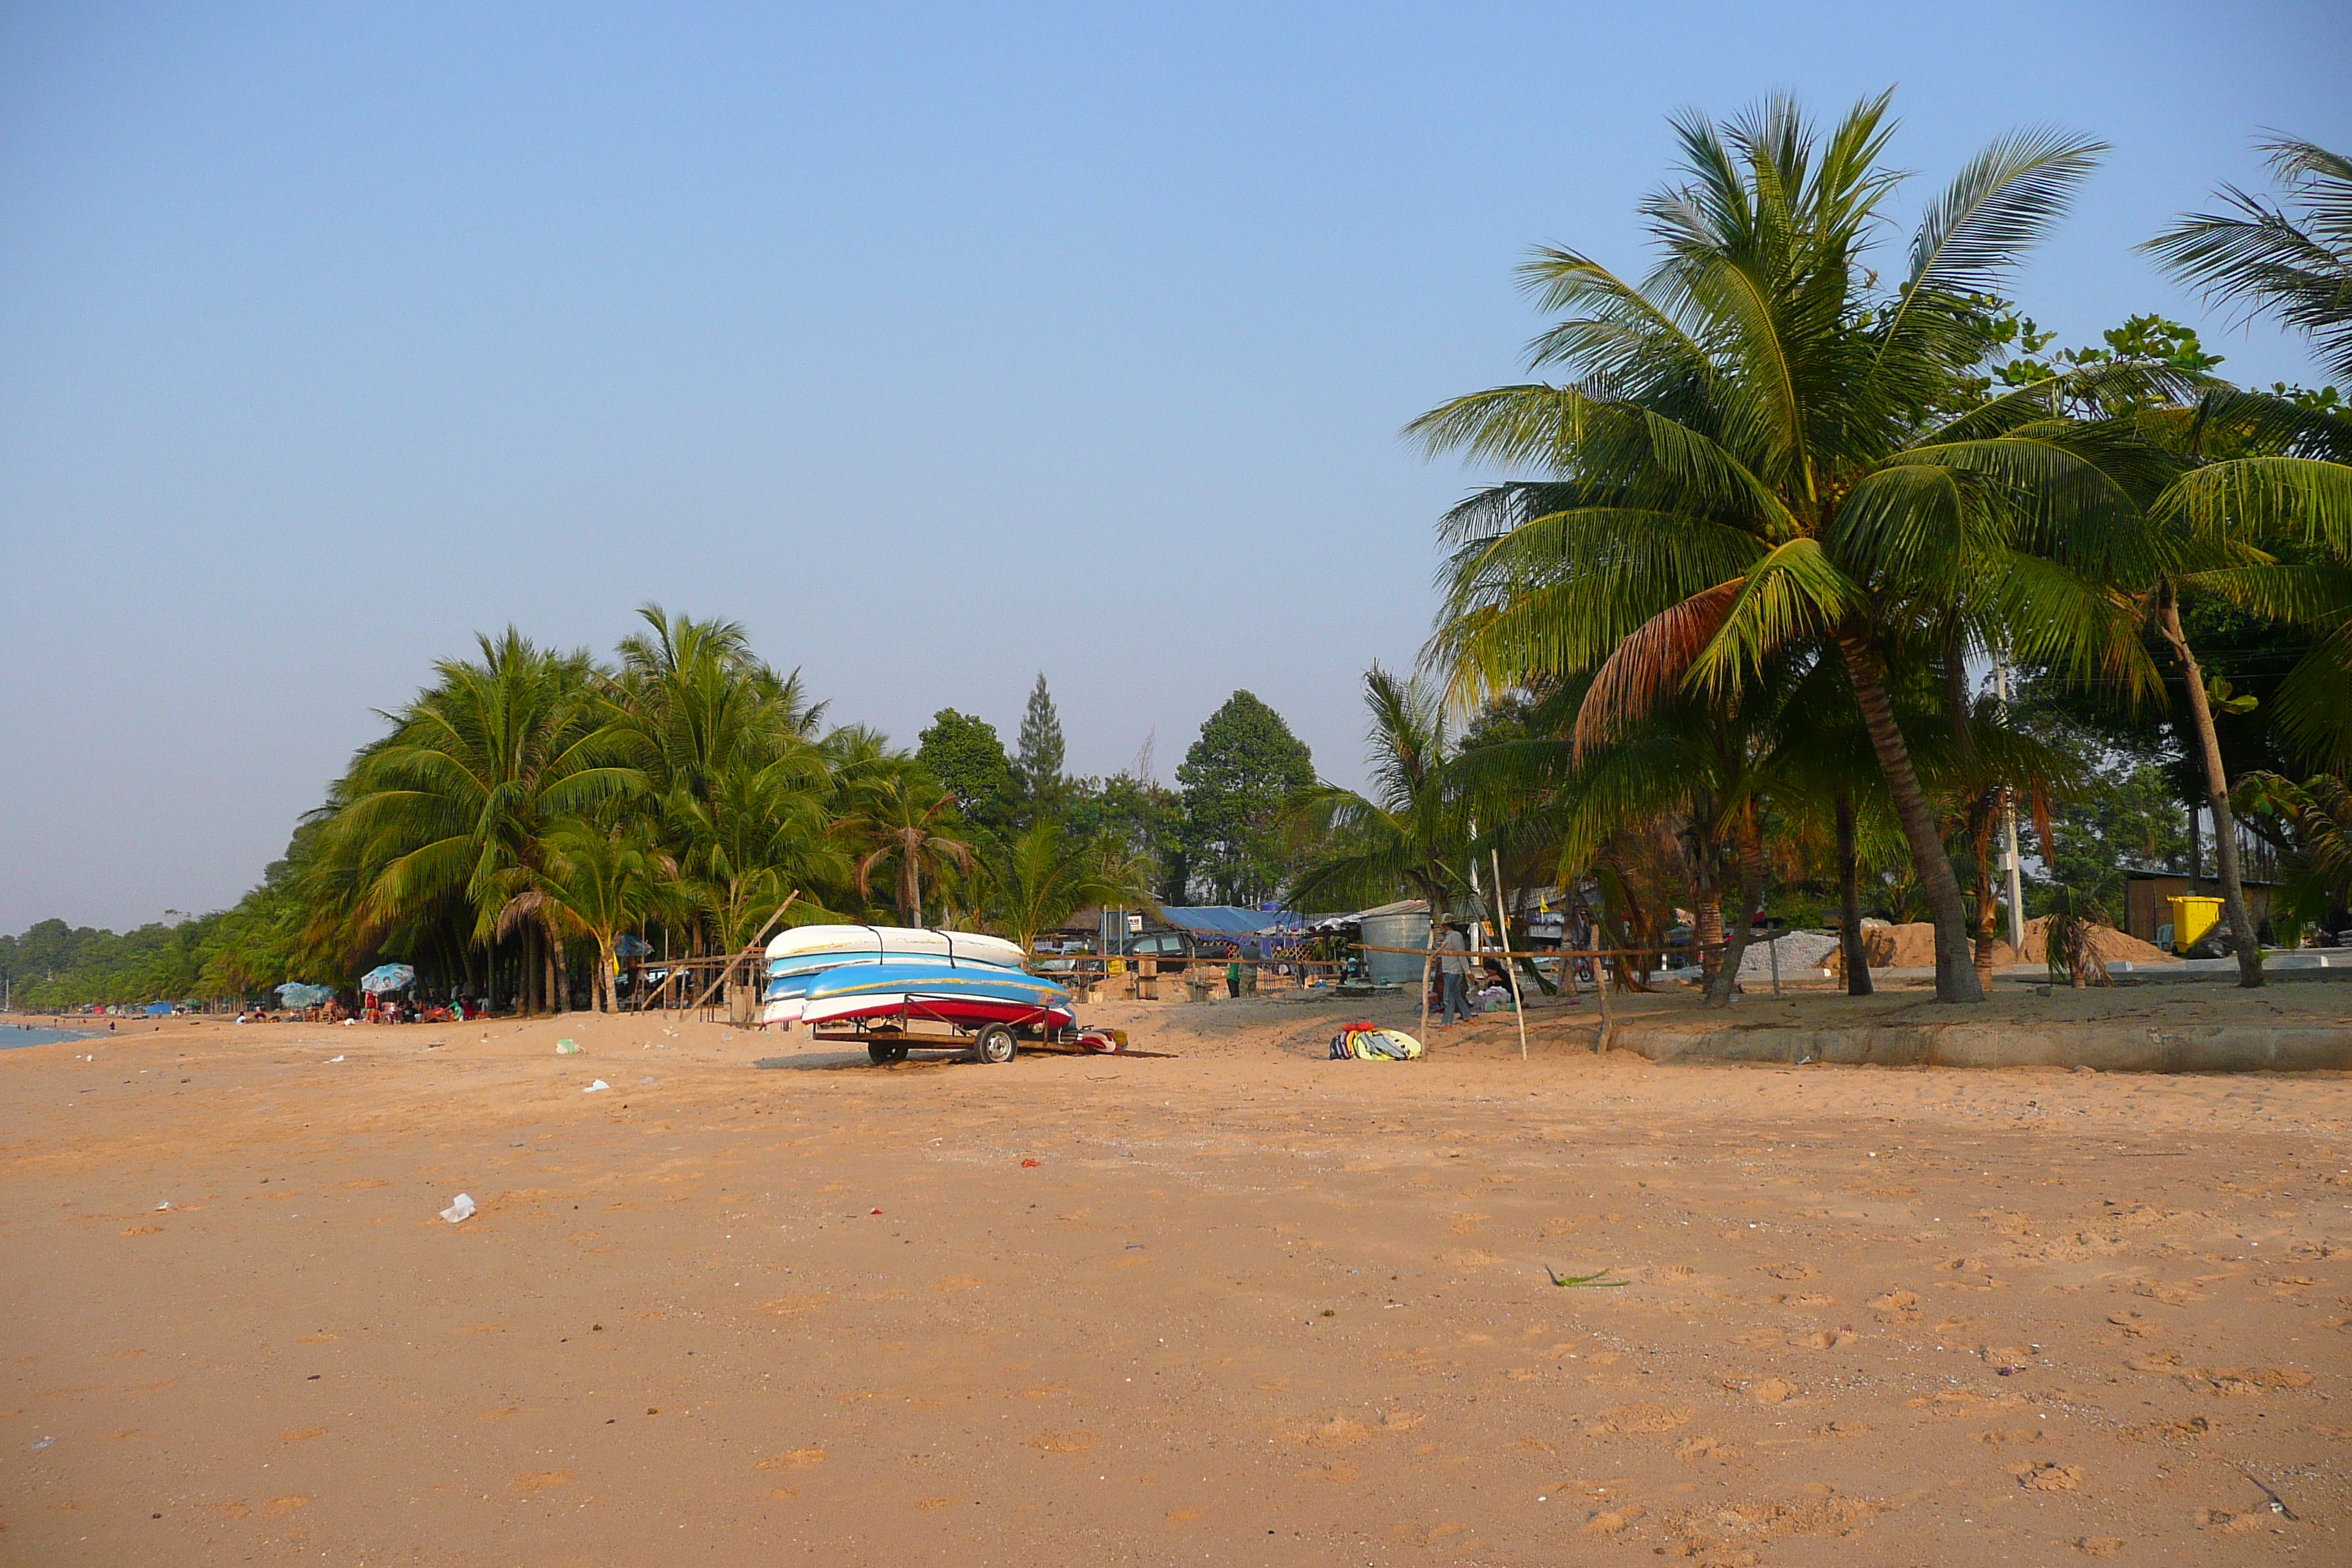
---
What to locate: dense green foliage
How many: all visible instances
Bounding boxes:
[916,709,1017,833]
[1175,692,1316,905]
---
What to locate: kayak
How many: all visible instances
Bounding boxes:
[794,960,1075,1030]
[764,924,1025,974]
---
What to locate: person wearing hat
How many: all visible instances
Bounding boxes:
[1438,921,1472,1026]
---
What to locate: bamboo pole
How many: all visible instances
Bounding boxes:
[1418,902,1439,1042]
[1588,904,1614,1055]
[1493,848,1528,1060]
[688,893,800,1016]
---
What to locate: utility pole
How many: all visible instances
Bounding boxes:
[1994,653,2027,951]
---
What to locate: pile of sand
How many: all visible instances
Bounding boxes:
[1826,917,2173,973]
[1982,915,2171,969]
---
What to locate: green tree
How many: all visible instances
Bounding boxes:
[1412,93,2156,1003]
[848,772,976,926]
[2147,138,2352,779]
[1290,668,1470,1028]
[499,820,680,1012]
[1177,691,1314,905]
[312,629,627,1011]
[917,709,1017,832]
[970,819,1156,954]
[2147,138,2352,390]
[1013,674,1068,822]
[607,604,829,954]
[1066,773,1185,905]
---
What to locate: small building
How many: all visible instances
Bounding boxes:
[2122,872,2285,948]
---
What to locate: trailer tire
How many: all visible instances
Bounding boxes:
[972,1024,1017,1065]
[867,1040,907,1065]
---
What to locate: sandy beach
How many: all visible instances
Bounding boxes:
[6,988,2351,1565]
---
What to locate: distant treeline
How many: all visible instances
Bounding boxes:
[0,913,232,1012]
[2,616,1320,1011]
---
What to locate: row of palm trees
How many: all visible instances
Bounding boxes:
[1302,100,2350,1005]
[254,608,1150,1011]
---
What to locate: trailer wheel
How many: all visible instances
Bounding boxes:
[971,1024,1017,1065]
[867,1040,907,1065]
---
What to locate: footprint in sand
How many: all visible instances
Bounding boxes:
[1030,1431,1097,1454]
[508,1471,573,1493]
[2195,1507,2272,1535]
[1762,1262,1818,1281]
[1584,1402,1689,1436]
[2013,1462,2083,1491]
[755,1448,827,1470]
[279,1427,325,1442]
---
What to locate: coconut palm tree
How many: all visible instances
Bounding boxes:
[498,819,679,1013]
[848,772,976,926]
[1289,666,1475,1032]
[670,748,848,953]
[314,630,631,1011]
[2146,139,2352,391]
[970,820,1158,955]
[1413,94,2167,1003]
[606,604,831,951]
[2146,140,2352,792]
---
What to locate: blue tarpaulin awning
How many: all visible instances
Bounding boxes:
[1155,905,1304,938]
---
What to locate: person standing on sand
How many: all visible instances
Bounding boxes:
[1439,923,1471,1026]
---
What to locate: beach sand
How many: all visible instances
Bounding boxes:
[5,985,2350,1564]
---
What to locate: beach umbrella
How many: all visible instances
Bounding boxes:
[360,963,417,995]
[276,981,333,1009]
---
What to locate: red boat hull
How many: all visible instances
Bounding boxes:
[799,990,1075,1030]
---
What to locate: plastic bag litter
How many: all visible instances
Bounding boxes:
[584,1079,611,1093]
[556,1039,581,1055]
[440,1192,477,1224]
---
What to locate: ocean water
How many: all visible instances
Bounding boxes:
[1,1025,97,1049]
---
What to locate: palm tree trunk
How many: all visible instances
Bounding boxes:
[1834,794,1874,996]
[1836,628,1984,1003]
[2157,587,2264,987]
[1971,815,1998,992]
[1704,813,1765,1007]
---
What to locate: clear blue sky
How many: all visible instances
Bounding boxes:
[3,1,2345,932]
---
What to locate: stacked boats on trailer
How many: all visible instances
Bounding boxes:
[761,924,1074,1033]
